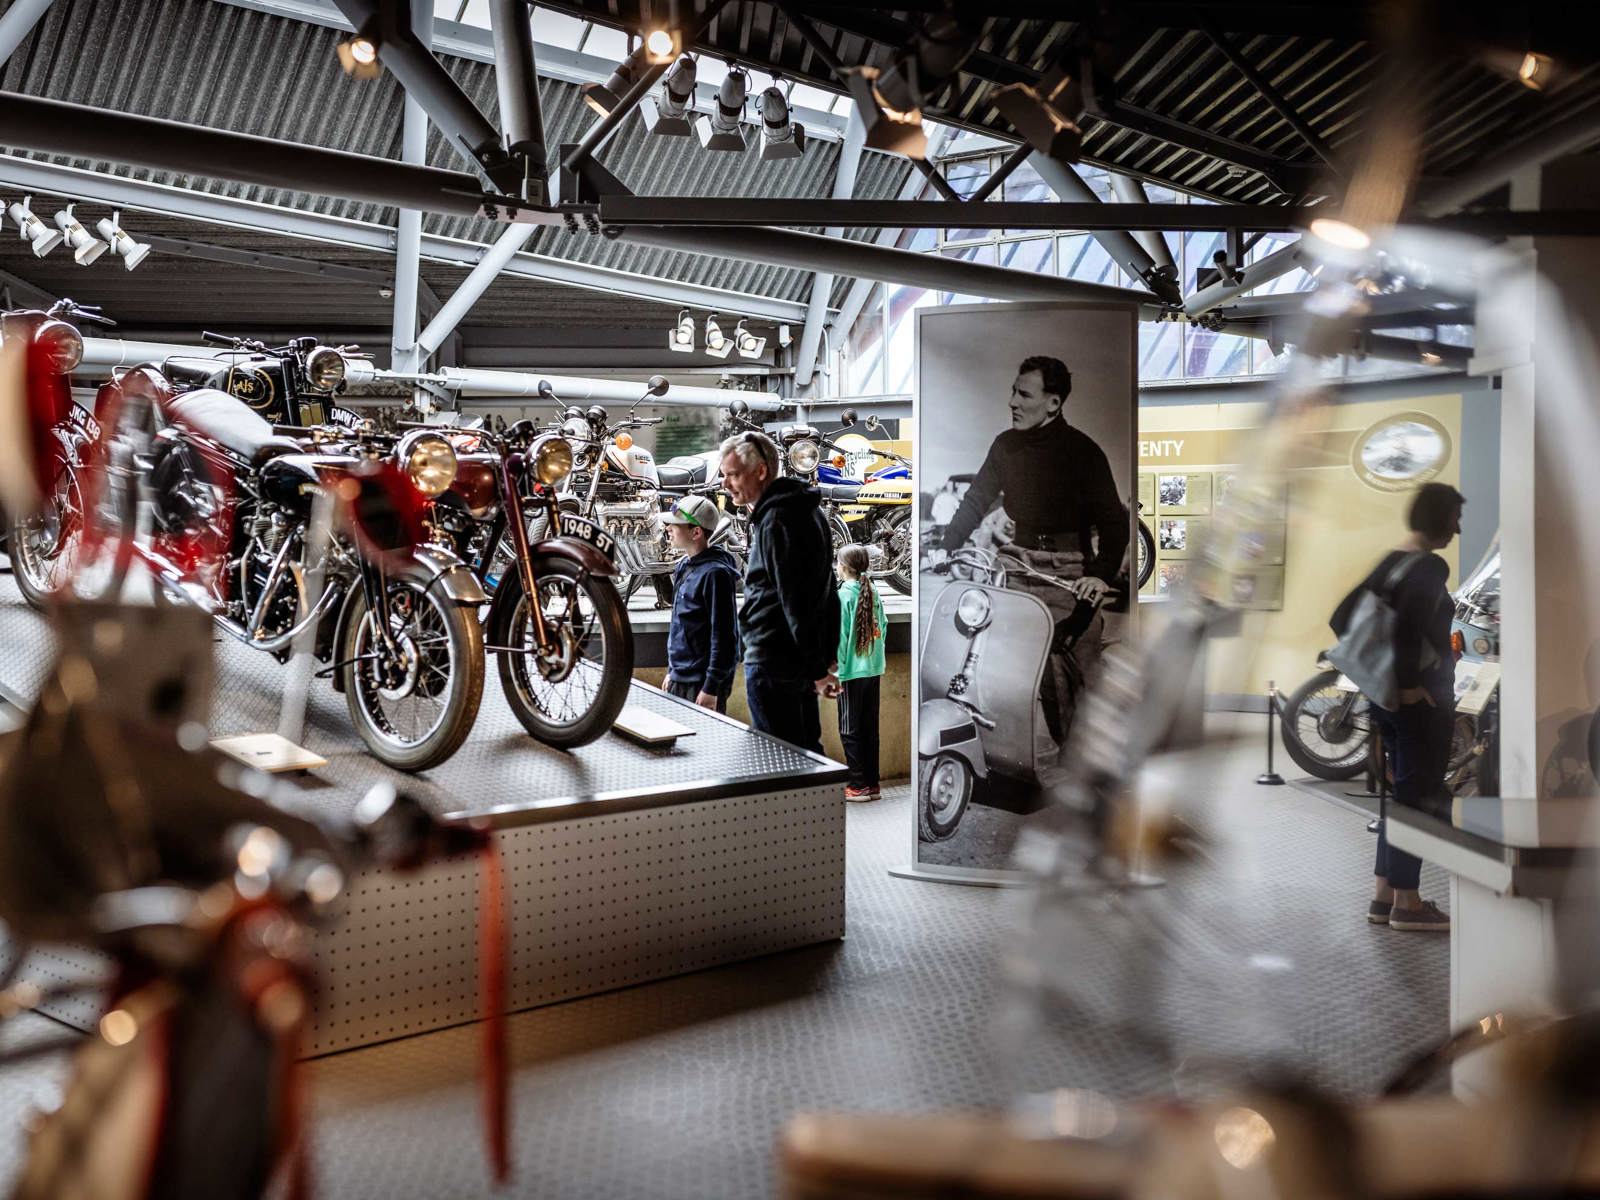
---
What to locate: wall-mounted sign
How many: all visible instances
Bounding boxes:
[1351,411,1452,492]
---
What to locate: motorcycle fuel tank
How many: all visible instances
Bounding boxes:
[603,442,660,486]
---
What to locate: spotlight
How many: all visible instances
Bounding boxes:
[642,55,697,137]
[704,314,733,359]
[583,45,651,118]
[1308,216,1371,253]
[992,63,1085,165]
[845,67,926,158]
[336,19,382,80]
[698,69,749,152]
[52,204,108,265]
[757,86,806,161]
[645,28,680,64]
[669,308,695,353]
[734,320,766,360]
[94,211,152,271]
[8,198,62,258]
[845,12,982,159]
[1517,51,1553,90]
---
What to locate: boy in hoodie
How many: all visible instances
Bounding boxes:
[719,430,841,754]
[662,494,741,713]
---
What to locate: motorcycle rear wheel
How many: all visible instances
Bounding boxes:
[494,558,633,748]
[1280,669,1372,781]
[882,509,913,596]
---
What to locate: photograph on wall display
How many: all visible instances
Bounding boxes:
[1158,561,1188,594]
[1158,474,1188,508]
[1159,518,1187,551]
[1157,471,1212,515]
[913,301,1137,878]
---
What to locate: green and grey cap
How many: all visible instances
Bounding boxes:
[663,494,720,529]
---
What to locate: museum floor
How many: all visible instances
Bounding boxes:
[0,719,1448,1199]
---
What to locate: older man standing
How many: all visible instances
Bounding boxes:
[719,429,841,754]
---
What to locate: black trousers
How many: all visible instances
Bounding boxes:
[744,665,822,755]
[665,677,729,714]
[838,675,881,788]
[1371,697,1455,891]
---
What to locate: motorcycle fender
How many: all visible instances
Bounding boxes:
[918,699,988,780]
[410,543,490,605]
[529,537,619,578]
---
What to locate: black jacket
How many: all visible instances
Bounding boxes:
[739,477,841,681]
[942,417,1129,581]
[1331,549,1453,699]
[667,547,741,694]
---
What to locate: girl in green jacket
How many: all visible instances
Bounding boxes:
[836,544,886,800]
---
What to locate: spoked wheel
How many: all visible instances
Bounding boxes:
[1280,669,1372,780]
[341,568,484,771]
[918,752,974,842]
[1135,518,1155,590]
[880,509,913,596]
[7,459,85,608]
[828,512,851,558]
[494,557,633,748]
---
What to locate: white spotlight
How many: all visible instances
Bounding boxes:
[704,314,732,359]
[94,211,151,271]
[8,197,63,258]
[53,204,109,265]
[642,55,697,137]
[757,87,806,161]
[734,320,766,360]
[698,70,748,152]
[669,308,696,353]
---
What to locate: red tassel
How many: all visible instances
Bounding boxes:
[479,837,511,1184]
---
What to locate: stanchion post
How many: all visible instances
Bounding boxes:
[1257,680,1286,786]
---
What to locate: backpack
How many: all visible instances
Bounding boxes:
[1325,552,1436,711]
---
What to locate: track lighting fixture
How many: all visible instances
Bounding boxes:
[846,12,983,159]
[645,27,681,64]
[734,320,766,360]
[757,86,805,161]
[53,204,109,265]
[584,44,652,118]
[94,212,152,271]
[698,69,749,152]
[992,63,1085,165]
[703,314,732,359]
[1308,217,1371,253]
[8,198,62,258]
[669,309,696,354]
[642,54,697,137]
[336,18,383,80]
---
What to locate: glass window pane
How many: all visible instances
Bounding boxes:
[582,22,628,58]
[1182,230,1229,295]
[1252,338,1290,375]
[937,244,996,305]
[1183,327,1251,378]
[895,226,939,253]
[1057,234,1119,288]
[846,290,885,395]
[885,282,934,394]
[941,158,993,242]
[998,237,1052,274]
[1139,322,1183,382]
[529,9,585,46]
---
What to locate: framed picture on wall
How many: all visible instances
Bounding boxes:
[1157,471,1212,514]
[1228,568,1285,610]
[1156,515,1206,559]
[1137,470,1155,515]
[1157,561,1188,594]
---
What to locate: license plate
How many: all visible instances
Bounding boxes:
[558,513,616,558]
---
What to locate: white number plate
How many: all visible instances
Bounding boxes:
[558,513,616,558]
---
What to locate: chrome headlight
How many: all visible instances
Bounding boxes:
[787,438,820,475]
[397,431,457,498]
[954,588,992,635]
[305,346,347,391]
[532,435,574,485]
[35,319,82,373]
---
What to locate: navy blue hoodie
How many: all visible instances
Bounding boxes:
[739,477,841,683]
[667,546,741,694]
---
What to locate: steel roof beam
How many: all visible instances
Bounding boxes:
[968,143,1033,204]
[414,223,536,358]
[1025,154,1179,305]
[0,265,55,310]
[796,107,866,391]
[1198,16,1342,174]
[139,233,391,284]
[0,0,52,63]
[1109,173,1178,276]
[490,0,548,202]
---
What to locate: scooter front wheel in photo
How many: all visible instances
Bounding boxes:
[341,570,485,772]
[918,753,974,842]
[493,557,633,748]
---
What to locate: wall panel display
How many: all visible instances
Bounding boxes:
[911,301,1137,882]
[1156,472,1212,514]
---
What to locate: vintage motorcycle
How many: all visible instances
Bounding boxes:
[812,410,915,595]
[1,298,117,608]
[89,342,487,771]
[410,416,635,747]
[917,543,1111,842]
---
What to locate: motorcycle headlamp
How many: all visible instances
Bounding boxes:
[954,588,993,635]
[34,319,82,373]
[305,346,347,391]
[531,435,574,485]
[397,431,457,498]
[787,438,820,475]
[1473,636,1491,656]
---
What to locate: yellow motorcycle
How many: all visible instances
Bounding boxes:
[819,412,914,595]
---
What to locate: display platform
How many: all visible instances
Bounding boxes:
[0,576,847,1054]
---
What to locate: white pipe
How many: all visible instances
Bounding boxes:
[78,337,221,370]
[437,366,783,409]
[1183,240,1308,317]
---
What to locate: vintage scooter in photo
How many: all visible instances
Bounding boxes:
[917,542,1108,842]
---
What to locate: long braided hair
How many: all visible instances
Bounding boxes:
[838,544,881,657]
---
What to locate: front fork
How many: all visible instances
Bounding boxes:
[357,557,402,660]
[497,456,553,650]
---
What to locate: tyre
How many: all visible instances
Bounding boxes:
[7,459,83,609]
[622,571,675,608]
[1279,669,1372,780]
[1135,518,1155,590]
[827,512,851,557]
[918,752,974,842]
[882,508,913,596]
[340,565,484,771]
[493,556,633,748]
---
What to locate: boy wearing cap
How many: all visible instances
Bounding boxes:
[662,494,741,713]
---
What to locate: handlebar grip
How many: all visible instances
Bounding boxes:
[201,330,235,346]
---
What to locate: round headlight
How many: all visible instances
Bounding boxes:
[533,435,574,485]
[788,438,820,475]
[35,319,82,374]
[1472,636,1491,655]
[561,416,590,442]
[401,433,457,498]
[305,346,347,391]
[954,588,992,634]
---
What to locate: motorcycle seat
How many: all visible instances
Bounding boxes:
[657,460,708,489]
[820,482,863,502]
[161,356,230,391]
[166,388,283,464]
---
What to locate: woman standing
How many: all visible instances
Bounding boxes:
[1331,482,1464,932]
[836,545,887,801]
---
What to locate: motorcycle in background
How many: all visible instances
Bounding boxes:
[818,410,915,596]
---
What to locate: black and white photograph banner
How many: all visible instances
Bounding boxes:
[909,301,1138,882]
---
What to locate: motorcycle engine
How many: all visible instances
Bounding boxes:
[148,438,227,543]
[594,493,668,571]
[237,501,303,638]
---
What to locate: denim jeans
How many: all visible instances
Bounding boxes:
[1370,696,1455,891]
[838,675,881,788]
[744,665,822,755]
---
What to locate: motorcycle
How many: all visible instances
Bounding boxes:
[817,410,915,596]
[2,298,117,608]
[1280,546,1501,791]
[90,339,487,772]
[410,416,636,748]
[916,542,1111,842]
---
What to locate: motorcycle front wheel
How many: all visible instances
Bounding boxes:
[1135,518,1155,590]
[882,509,913,596]
[493,557,632,748]
[1280,669,1372,781]
[7,460,83,609]
[341,568,485,772]
[918,753,974,842]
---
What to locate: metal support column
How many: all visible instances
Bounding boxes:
[489,0,548,203]
[1027,152,1181,305]
[0,0,52,63]
[796,108,865,393]
[413,222,536,359]
[391,0,431,382]
[1109,172,1178,277]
